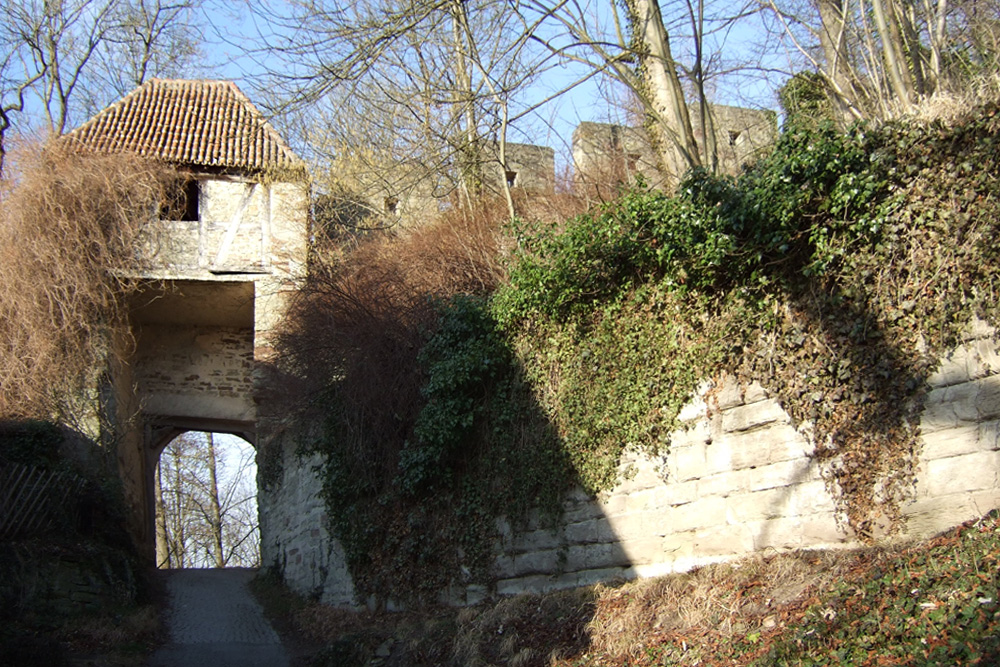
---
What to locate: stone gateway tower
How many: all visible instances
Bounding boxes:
[66,79,310,561]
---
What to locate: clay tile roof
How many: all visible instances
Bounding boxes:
[66,78,305,173]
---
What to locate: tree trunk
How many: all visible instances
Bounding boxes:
[818,0,864,125]
[155,463,170,568]
[452,0,481,206]
[687,0,717,171]
[171,448,186,568]
[871,0,917,111]
[206,433,225,568]
[624,0,701,183]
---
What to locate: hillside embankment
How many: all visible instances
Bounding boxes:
[254,510,1000,666]
[265,98,1000,617]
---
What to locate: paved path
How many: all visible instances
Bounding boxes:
[148,568,289,667]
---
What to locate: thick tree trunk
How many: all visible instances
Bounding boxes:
[624,0,701,182]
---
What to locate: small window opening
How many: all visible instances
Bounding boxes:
[163,177,199,221]
[728,130,742,147]
[384,196,399,215]
[505,170,518,188]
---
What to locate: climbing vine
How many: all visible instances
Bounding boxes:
[282,102,1000,604]
[496,104,1000,539]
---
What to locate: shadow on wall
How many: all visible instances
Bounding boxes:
[256,195,1000,666]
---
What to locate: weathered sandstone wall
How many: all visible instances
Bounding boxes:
[261,327,999,607]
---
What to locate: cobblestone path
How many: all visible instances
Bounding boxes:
[148,568,289,667]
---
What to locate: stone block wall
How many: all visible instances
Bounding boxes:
[906,321,1000,535]
[262,329,1000,607]
[257,434,355,606]
[135,324,256,424]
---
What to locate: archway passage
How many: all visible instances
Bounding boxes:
[64,78,310,568]
[154,431,259,569]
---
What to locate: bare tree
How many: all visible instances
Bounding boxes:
[0,0,120,137]
[205,432,225,569]
[245,0,559,220]
[0,0,203,178]
[767,0,1000,123]
[155,432,259,569]
[82,0,204,112]
[513,0,761,183]
[625,0,702,172]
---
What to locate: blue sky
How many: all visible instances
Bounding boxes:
[8,0,794,171]
[193,0,792,166]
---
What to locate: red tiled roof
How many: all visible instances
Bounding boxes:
[66,79,304,173]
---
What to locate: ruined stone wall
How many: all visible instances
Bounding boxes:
[572,122,663,194]
[264,328,1000,607]
[482,142,556,195]
[572,105,778,196]
[350,142,557,230]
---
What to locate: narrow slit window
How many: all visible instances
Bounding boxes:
[505,170,518,188]
[728,130,742,147]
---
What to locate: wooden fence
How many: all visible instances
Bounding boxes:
[0,463,84,540]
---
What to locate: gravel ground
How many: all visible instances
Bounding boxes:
[148,568,290,667]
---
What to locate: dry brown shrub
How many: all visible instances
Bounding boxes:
[517,167,591,225]
[401,195,510,296]
[274,196,511,490]
[584,549,870,662]
[0,141,174,419]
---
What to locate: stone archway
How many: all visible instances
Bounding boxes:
[112,278,263,562]
[64,79,310,564]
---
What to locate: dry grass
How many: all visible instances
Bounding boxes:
[451,588,596,667]
[579,548,883,663]
[910,76,1000,123]
[0,140,175,420]
[255,543,949,667]
[55,603,161,664]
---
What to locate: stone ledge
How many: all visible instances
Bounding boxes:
[920,424,993,461]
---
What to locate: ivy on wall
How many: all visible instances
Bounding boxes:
[497,104,1000,539]
[293,102,1000,604]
